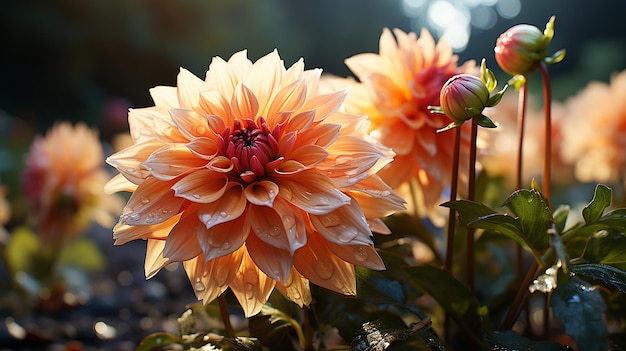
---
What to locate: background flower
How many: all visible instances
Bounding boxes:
[327,28,478,223]
[106,49,405,317]
[22,122,123,247]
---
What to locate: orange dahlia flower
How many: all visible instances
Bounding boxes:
[105,50,405,316]
[334,28,476,221]
[22,122,124,247]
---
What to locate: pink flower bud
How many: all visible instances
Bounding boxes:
[440,74,490,122]
[494,24,545,76]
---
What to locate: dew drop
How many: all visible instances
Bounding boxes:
[292,291,301,300]
[141,198,150,204]
[313,260,334,280]
[214,265,229,286]
[380,190,391,197]
[161,208,170,214]
[192,194,201,199]
[527,197,534,203]
[222,241,231,250]
[144,214,155,224]
[219,211,228,218]
[337,225,359,243]
[196,125,207,135]
[194,280,206,292]
[353,246,368,262]
[320,213,341,228]
[269,224,281,237]
[243,269,258,292]
[129,212,141,221]
[126,168,136,173]
[141,128,153,136]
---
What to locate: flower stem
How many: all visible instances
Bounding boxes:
[466,120,478,292]
[501,260,539,330]
[445,127,462,273]
[218,293,235,338]
[539,62,552,202]
[515,81,528,323]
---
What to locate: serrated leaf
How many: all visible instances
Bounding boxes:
[404,265,485,343]
[486,330,572,350]
[571,263,626,293]
[356,266,405,305]
[550,277,607,351]
[503,189,552,252]
[583,185,612,224]
[136,332,182,351]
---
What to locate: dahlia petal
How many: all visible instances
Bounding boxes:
[206,156,234,173]
[144,239,170,279]
[143,143,207,181]
[113,213,181,245]
[106,140,162,183]
[185,137,219,160]
[231,83,259,119]
[149,86,179,109]
[119,178,184,226]
[127,107,162,143]
[177,67,208,111]
[365,73,406,113]
[268,78,307,120]
[300,89,347,122]
[198,214,250,261]
[275,268,312,308]
[325,241,385,270]
[248,199,306,253]
[104,173,137,194]
[310,199,373,246]
[244,49,283,116]
[293,232,356,295]
[198,183,246,229]
[344,176,407,218]
[246,231,293,283]
[230,250,276,317]
[200,92,233,127]
[274,160,307,175]
[301,68,322,98]
[244,180,279,207]
[168,108,211,140]
[284,109,314,134]
[183,249,244,303]
[368,218,392,235]
[295,123,340,149]
[286,144,328,169]
[276,171,351,215]
[283,58,305,86]
[172,170,228,203]
[151,113,189,143]
[163,209,203,262]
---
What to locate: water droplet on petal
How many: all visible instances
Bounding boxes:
[196,125,207,135]
[380,190,391,197]
[222,241,231,250]
[219,211,228,218]
[141,198,150,204]
[129,212,140,221]
[269,224,281,237]
[242,269,258,293]
[320,213,341,228]
[337,225,358,243]
[194,280,206,292]
[126,168,136,173]
[192,194,201,199]
[215,265,229,286]
[353,246,368,262]
[144,214,155,224]
[292,291,301,300]
[313,260,333,280]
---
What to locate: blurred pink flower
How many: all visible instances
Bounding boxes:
[22,122,123,247]
[106,50,405,316]
[329,28,476,222]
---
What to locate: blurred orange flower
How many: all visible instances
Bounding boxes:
[106,50,405,316]
[333,28,477,222]
[22,122,123,247]
[561,70,626,185]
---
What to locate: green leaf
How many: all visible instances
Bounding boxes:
[136,332,182,351]
[6,226,40,273]
[563,208,626,241]
[356,266,406,306]
[249,305,301,351]
[571,263,626,293]
[553,205,570,234]
[486,330,572,350]
[441,200,497,226]
[583,184,612,224]
[58,237,106,271]
[404,265,486,343]
[503,189,552,252]
[351,317,448,351]
[222,337,263,351]
[550,277,607,351]
[585,234,626,270]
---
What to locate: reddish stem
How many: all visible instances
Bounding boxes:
[218,293,235,338]
[466,120,478,292]
[540,62,552,202]
[445,127,462,273]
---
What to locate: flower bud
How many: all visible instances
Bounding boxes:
[440,74,489,122]
[494,24,545,76]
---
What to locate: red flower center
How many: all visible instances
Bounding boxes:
[218,117,283,183]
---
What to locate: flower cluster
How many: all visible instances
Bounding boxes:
[106,49,405,316]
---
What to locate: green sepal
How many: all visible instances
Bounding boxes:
[509,75,527,91]
[545,49,566,65]
[473,114,497,128]
[427,105,446,115]
[543,16,556,45]
[436,120,464,133]
[486,84,508,107]
[480,58,498,92]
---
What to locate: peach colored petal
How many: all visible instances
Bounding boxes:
[294,122,340,149]
[143,143,207,181]
[293,232,356,295]
[151,113,189,143]
[325,241,385,270]
[275,268,312,307]
[198,214,250,261]
[200,91,233,126]
[230,249,276,317]
[206,156,234,173]
[198,183,246,229]
[184,249,244,303]
[185,137,219,160]
[106,140,163,184]
[274,160,307,175]
[246,230,293,283]
[286,144,328,169]
[244,180,279,207]
[168,108,211,140]
[163,209,203,262]
[248,198,306,254]
[310,199,373,246]
[113,213,181,245]
[244,49,283,115]
[300,89,347,122]
[104,173,137,194]
[267,78,307,120]
[284,109,314,134]
[119,177,184,226]
[144,238,170,279]
[149,86,179,109]
[368,218,392,235]
[277,171,351,215]
[231,83,259,119]
[345,53,384,81]
[172,170,228,203]
[177,67,208,111]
